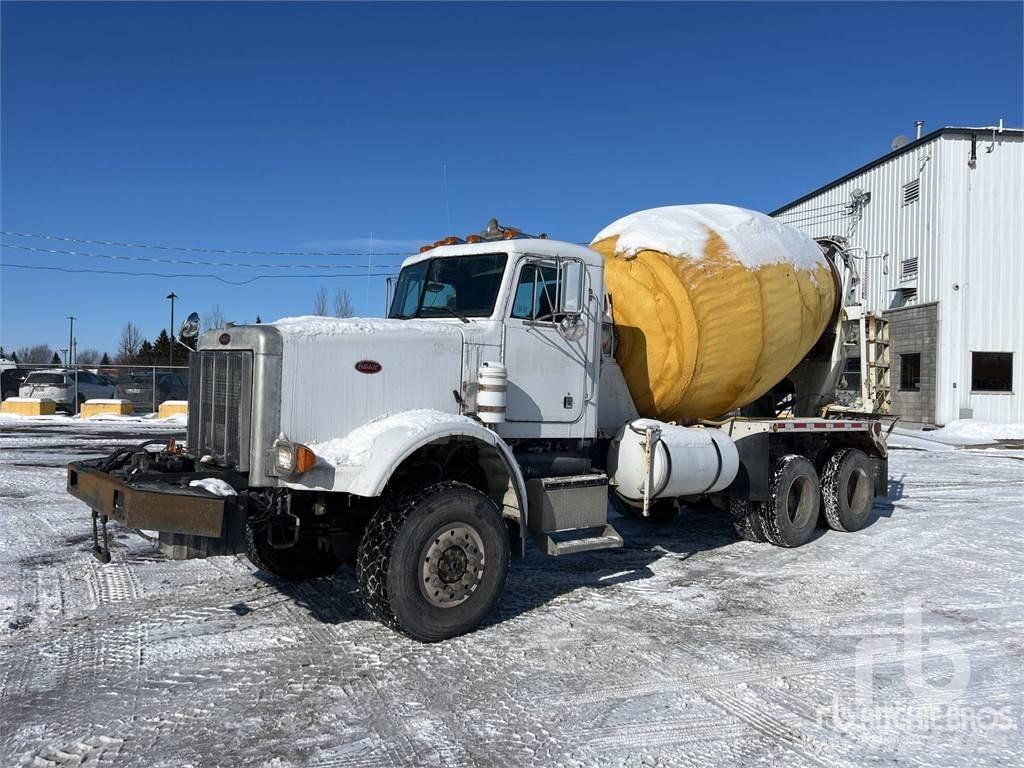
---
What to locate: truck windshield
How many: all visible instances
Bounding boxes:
[389,253,508,319]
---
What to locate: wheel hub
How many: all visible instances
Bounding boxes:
[420,524,485,608]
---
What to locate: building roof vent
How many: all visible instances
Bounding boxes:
[902,179,920,206]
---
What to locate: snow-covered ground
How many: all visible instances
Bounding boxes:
[1,419,1022,767]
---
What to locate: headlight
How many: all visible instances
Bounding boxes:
[272,438,317,475]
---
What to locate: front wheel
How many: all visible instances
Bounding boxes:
[243,518,340,581]
[356,480,510,642]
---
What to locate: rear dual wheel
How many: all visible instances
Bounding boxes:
[759,455,821,548]
[734,450,875,547]
[821,448,875,532]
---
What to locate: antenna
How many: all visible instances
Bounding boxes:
[442,162,451,232]
[891,134,911,151]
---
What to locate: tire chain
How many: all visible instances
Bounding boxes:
[355,480,472,634]
[758,454,803,547]
[821,448,859,532]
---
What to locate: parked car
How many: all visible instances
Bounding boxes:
[2,368,36,400]
[19,370,116,411]
[114,372,188,411]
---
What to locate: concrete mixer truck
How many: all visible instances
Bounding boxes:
[67,205,888,641]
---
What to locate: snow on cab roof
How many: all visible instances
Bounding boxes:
[272,315,462,339]
[592,204,828,271]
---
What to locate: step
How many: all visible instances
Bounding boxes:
[538,524,623,556]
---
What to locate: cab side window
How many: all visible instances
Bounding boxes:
[511,263,559,321]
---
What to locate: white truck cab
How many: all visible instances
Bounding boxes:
[68,220,888,642]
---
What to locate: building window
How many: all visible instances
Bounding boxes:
[900,353,921,391]
[902,179,920,206]
[972,352,1013,393]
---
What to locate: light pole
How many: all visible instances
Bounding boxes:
[166,292,178,368]
[66,316,76,367]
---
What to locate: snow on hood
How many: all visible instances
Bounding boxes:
[592,204,828,271]
[309,409,477,467]
[272,316,462,340]
[189,477,238,497]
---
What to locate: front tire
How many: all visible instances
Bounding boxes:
[356,480,510,642]
[243,518,340,581]
[821,448,875,532]
[759,455,821,548]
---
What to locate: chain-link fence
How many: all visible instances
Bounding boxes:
[1,362,190,415]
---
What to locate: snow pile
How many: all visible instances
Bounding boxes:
[84,398,133,405]
[158,412,188,425]
[889,420,1024,451]
[188,477,237,497]
[161,400,188,406]
[310,409,477,467]
[929,419,1024,442]
[273,316,461,340]
[592,204,828,270]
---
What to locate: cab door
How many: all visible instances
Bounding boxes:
[503,258,588,423]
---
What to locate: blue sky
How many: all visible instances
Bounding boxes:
[2,1,1021,355]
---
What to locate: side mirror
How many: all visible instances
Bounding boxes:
[179,312,201,338]
[559,260,585,315]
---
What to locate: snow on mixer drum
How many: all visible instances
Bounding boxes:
[591,204,839,421]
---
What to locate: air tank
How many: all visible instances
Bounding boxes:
[591,205,838,421]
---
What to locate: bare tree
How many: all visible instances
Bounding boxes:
[204,304,226,331]
[313,286,328,316]
[76,348,102,365]
[116,322,142,364]
[14,344,55,364]
[333,287,355,318]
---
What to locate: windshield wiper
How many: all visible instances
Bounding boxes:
[425,306,470,324]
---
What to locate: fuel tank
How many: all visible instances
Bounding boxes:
[591,205,838,421]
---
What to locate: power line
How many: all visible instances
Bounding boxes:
[0,230,415,258]
[0,263,396,286]
[0,242,403,270]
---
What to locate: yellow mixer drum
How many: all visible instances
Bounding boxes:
[591,205,838,421]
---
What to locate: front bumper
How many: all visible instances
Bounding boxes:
[67,459,228,538]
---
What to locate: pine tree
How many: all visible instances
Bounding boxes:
[11,352,18,363]
[50,352,61,364]
[100,352,111,366]
[256,315,262,324]
[153,329,172,366]
[138,340,154,364]
[0,346,5,359]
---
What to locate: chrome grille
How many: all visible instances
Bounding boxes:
[187,351,253,468]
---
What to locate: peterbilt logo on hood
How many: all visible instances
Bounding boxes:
[354,360,383,374]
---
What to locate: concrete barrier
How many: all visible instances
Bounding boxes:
[80,399,135,418]
[158,400,188,419]
[1,397,57,416]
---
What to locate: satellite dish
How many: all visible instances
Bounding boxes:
[891,134,911,151]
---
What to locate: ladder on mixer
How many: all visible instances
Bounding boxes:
[838,305,892,414]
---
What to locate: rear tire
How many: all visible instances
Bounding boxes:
[243,518,340,581]
[730,497,768,542]
[759,455,820,548]
[821,448,875,532]
[356,480,510,642]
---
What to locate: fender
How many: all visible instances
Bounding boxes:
[280,410,529,552]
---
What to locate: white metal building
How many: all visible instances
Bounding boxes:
[772,123,1024,426]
